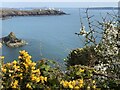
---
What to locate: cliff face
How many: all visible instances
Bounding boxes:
[1,8,66,19]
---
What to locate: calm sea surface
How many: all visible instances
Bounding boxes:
[1,8,118,63]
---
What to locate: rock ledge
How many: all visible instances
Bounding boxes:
[2,32,26,48]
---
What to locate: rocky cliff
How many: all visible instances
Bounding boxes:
[2,32,26,47]
[0,8,67,19]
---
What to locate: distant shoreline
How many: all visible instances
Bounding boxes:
[83,7,119,10]
[0,8,67,20]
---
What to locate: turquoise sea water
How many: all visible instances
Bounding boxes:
[1,8,118,63]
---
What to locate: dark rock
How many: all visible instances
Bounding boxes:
[2,32,27,48]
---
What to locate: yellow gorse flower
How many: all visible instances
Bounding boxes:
[75,86,80,89]
[26,83,32,89]
[93,85,96,89]
[71,80,76,87]
[14,80,18,85]
[32,69,40,73]
[62,81,68,88]
[12,85,17,88]
[31,66,35,70]
[44,77,47,82]
[68,83,73,89]
[0,56,4,59]
[9,70,14,73]
[40,76,45,83]
[93,80,95,84]
[87,86,91,90]
[13,60,17,65]
[31,62,36,66]
[23,62,28,69]
[79,79,83,84]
[11,80,18,88]
[79,68,84,73]
[6,63,11,66]
[1,67,7,73]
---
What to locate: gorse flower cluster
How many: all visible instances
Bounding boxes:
[62,65,98,90]
[2,50,47,89]
[60,79,96,89]
[60,79,84,89]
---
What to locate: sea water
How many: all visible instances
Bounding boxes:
[1,8,118,63]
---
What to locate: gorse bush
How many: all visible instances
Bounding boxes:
[2,50,47,89]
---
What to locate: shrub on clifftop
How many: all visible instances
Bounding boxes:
[66,45,97,67]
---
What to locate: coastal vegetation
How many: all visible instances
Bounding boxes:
[0,9,120,89]
[1,49,119,89]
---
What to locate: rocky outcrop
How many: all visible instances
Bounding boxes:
[2,32,27,47]
[1,8,67,19]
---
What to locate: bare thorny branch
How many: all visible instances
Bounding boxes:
[76,8,98,46]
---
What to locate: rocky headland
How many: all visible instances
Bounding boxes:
[0,8,67,20]
[1,32,27,48]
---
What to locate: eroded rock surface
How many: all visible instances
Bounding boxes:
[2,32,26,48]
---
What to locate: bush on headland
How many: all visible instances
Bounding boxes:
[66,45,97,67]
